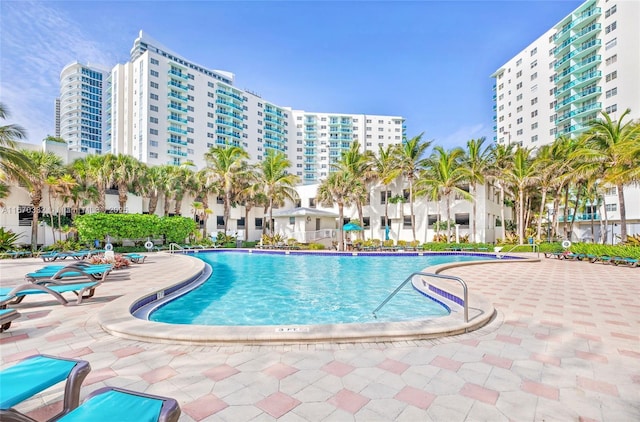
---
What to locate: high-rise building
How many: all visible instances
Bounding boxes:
[57,62,110,154]
[491,0,639,148]
[107,31,405,180]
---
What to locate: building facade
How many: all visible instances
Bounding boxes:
[105,31,405,181]
[57,62,110,154]
[492,0,639,147]
[491,0,640,242]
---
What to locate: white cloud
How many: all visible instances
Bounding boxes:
[0,1,119,144]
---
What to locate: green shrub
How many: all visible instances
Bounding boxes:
[0,227,23,251]
[308,243,325,250]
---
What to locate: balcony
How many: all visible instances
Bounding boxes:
[168,126,187,135]
[168,81,188,91]
[168,137,187,146]
[555,71,602,97]
[216,109,243,121]
[215,99,242,111]
[216,129,241,139]
[304,126,316,132]
[264,108,283,117]
[168,70,189,81]
[264,125,284,135]
[167,149,187,157]
[168,92,188,102]
[216,89,243,102]
[555,87,601,111]
[216,119,243,131]
[168,103,188,113]
[168,115,188,124]
[558,213,601,222]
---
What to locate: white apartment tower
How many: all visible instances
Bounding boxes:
[492,0,640,148]
[106,31,405,178]
[57,62,110,153]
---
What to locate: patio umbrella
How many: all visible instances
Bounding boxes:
[343,222,363,232]
[385,224,390,241]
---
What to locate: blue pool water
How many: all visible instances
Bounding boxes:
[150,252,494,326]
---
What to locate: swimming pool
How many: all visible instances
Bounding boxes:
[149,251,496,326]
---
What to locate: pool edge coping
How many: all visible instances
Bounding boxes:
[97,251,540,345]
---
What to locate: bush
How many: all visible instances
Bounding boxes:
[0,227,23,251]
[308,243,325,250]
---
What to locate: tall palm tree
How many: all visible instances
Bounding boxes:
[72,154,110,212]
[256,151,299,235]
[488,143,515,242]
[109,154,142,212]
[333,142,375,236]
[204,145,250,233]
[192,168,220,237]
[317,170,359,251]
[21,150,63,250]
[503,146,537,245]
[463,137,491,243]
[420,146,471,241]
[576,109,640,243]
[392,133,431,241]
[139,165,167,215]
[372,145,400,236]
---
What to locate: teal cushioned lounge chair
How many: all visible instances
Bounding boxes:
[0,354,91,421]
[57,387,181,422]
[0,308,20,332]
[25,264,113,283]
[0,281,101,308]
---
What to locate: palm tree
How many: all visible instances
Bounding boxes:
[488,143,515,242]
[256,151,299,235]
[138,165,167,215]
[392,134,431,241]
[333,142,375,236]
[192,168,219,237]
[317,171,359,251]
[420,146,471,241]
[204,145,250,233]
[576,109,640,243]
[372,145,400,236]
[503,147,537,244]
[107,154,142,212]
[0,103,31,199]
[21,150,63,250]
[463,137,491,243]
[72,155,110,212]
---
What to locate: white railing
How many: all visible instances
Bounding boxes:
[292,229,336,243]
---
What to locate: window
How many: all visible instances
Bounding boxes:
[516,129,523,136]
[150,105,158,112]
[150,117,158,123]
[531,110,538,118]
[606,54,617,65]
[216,216,225,229]
[531,135,538,142]
[516,94,523,101]
[237,217,245,229]
[150,140,158,146]
[517,117,523,124]
[516,82,523,89]
[309,198,316,208]
[606,87,617,98]
[516,58,522,66]
[531,60,537,68]
[427,215,438,227]
[150,81,158,89]
[605,104,617,113]
[605,38,617,50]
[403,216,412,229]
[531,97,538,106]
[605,187,617,196]
[517,106,523,113]
[380,216,390,227]
[150,58,159,65]
[605,203,617,212]
[149,129,158,135]
[530,47,537,56]
[289,217,295,225]
[605,22,617,34]
[380,190,391,204]
[531,122,538,130]
[362,217,370,228]
[150,70,159,77]
[149,152,158,158]
[605,5,617,17]
[605,71,617,82]
[150,93,158,100]
[18,205,34,226]
[454,213,469,228]
[255,218,263,228]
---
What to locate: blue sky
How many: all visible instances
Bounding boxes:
[1,0,583,150]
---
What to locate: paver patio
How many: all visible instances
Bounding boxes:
[1,252,638,421]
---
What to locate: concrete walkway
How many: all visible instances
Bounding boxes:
[1,252,638,421]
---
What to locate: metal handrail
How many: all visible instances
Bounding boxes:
[372,272,469,323]
[169,243,185,254]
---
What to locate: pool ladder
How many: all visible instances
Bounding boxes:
[372,272,469,323]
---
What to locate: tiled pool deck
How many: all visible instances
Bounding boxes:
[1,252,638,421]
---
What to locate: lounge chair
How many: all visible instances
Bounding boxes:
[57,387,181,422]
[124,253,146,264]
[0,308,20,332]
[0,354,91,421]
[543,251,565,259]
[0,250,33,259]
[25,264,113,283]
[612,256,639,267]
[0,281,101,308]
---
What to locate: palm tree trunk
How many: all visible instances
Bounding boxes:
[224,190,231,233]
[562,185,570,239]
[47,192,56,242]
[568,187,581,241]
[409,180,416,242]
[601,203,609,244]
[118,184,128,212]
[384,186,389,238]
[518,187,525,245]
[616,183,627,243]
[356,202,364,241]
[269,199,274,236]
[338,203,344,251]
[446,194,452,242]
[244,204,251,241]
[163,194,171,216]
[471,183,477,243]
[31,195,42,251]
[202,196,211,238]
[536,188,548,241]
[499,186,506,242]
[149,192,159,215]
